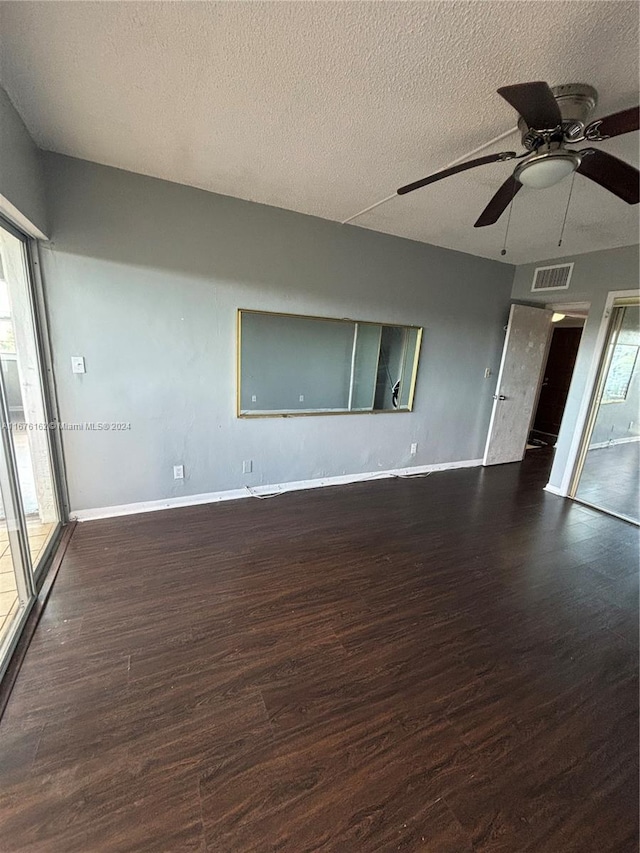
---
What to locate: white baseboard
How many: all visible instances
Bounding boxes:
[544,483,565,497]
[72,458,483,522]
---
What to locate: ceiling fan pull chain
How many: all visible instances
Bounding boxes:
[557,172,576,248]
[500,182,518,256]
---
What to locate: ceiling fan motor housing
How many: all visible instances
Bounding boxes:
[518,83,599,148]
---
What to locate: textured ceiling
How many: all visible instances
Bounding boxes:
[0,1,638,264]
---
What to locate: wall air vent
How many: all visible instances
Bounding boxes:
[531,262,574,292]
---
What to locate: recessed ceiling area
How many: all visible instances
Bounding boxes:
[0,0,638,265]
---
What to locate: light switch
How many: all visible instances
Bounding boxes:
[71,356,86,374]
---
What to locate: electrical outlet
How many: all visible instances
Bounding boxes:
[299,394,305,402]
[71,356,86,374]
[242,460,252,474]
[484,368,492,379]
[251,395,257,403]
[173,465,184,480]
[410,442,418,455]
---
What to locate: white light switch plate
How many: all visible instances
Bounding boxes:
[71,356,86,374]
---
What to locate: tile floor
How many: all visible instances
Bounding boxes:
[0,519,56,643]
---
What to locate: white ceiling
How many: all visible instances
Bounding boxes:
[0,1,638,265]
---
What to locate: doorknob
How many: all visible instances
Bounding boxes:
[493,394,507,401]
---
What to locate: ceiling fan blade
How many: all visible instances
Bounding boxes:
[586,106,639,140]
[497,82,562,129]
[474,175,523,227]
[577,149,639,204]
[397,152,516,195]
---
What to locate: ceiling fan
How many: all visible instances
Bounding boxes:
[397,82,640,227]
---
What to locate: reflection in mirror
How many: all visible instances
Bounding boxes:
[575,303,639,523]
[238,310,422,417]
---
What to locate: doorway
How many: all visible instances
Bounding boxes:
[528,310,586,449]
[483,303,553,466]
[483,302,589,468]
[0,219,63,678]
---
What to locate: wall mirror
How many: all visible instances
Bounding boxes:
[237,309,422,417]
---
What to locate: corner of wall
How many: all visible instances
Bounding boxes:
[0,84,48,237]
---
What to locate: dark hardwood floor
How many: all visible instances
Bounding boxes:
[576,440,640,522]
[0,449,638,852]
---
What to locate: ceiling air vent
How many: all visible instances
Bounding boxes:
[531,262,574,292]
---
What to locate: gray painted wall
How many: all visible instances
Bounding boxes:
[511,243,639,488]
[0,86,47,235]
[40,153,513,512]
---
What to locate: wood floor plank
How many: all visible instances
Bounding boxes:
[0,448,637,852]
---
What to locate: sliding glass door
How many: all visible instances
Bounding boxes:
[573,300,640,524]
[0,403,33,667]
[0,219,63,674]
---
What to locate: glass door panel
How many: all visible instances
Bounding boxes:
[0,382,33,667]
[0,512,24,653]
[0,226,61,575]
[574,303,640,523]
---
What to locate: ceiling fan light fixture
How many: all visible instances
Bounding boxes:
[514,150,581,189]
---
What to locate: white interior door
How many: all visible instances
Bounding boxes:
[483,303,553,466]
